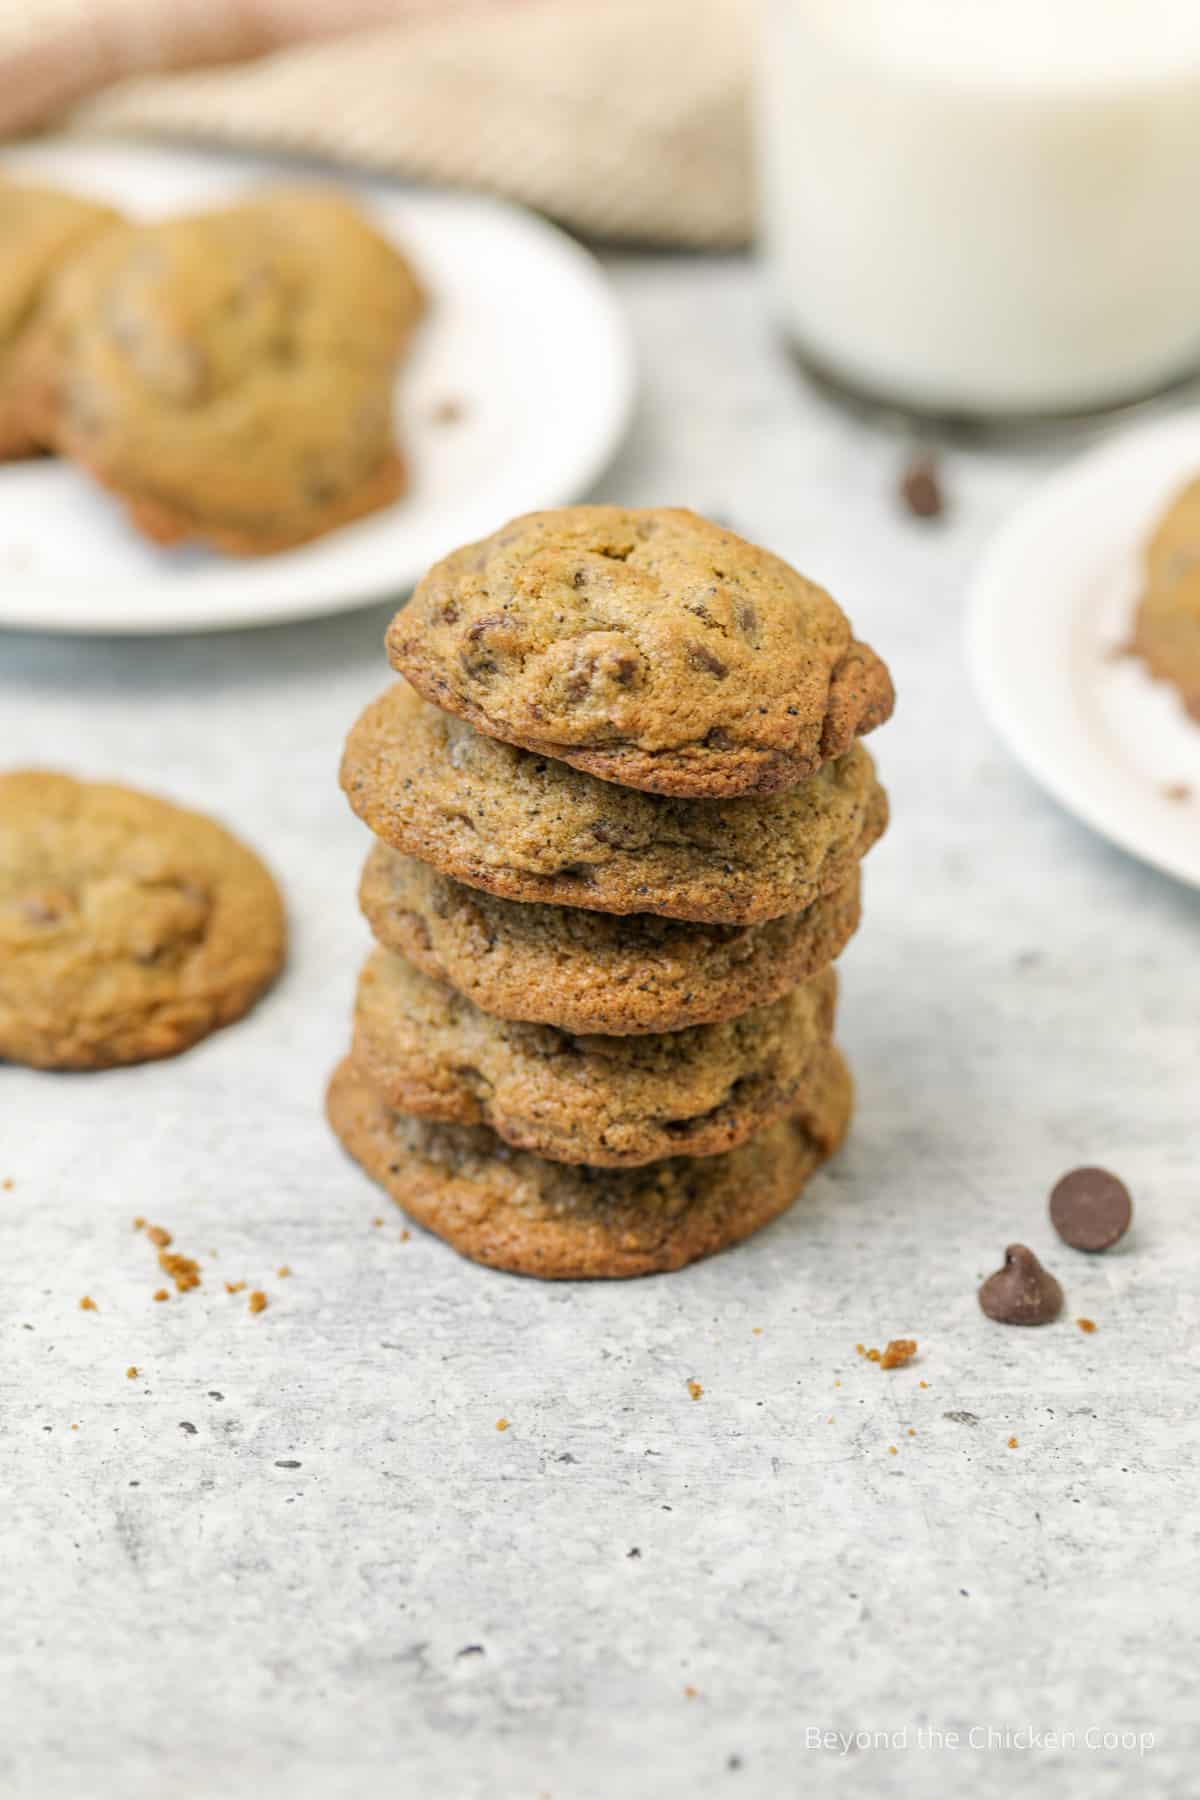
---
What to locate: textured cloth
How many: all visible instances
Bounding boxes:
[0,0,751,247]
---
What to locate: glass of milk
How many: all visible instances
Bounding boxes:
[758,0,1200,418]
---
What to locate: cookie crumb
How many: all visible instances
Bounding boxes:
[684,1685,698,1700]
[431,396,467,426]
[880,1337,917,1369]
[919,1379,929,1388]
[158,1250,200,1293]
[372,1217,384,1228]
[79,1296,97,1312]
[887,1444,898,1455]
[224,1280,246,1294]
[1007,1436,1019,1449]
[686,1380,703,1400]
[907,1428,916,1437]
[152,1288,168,1303]
[248,1290,267,1315]
[132,1215,144,1229]
[2,1179,13,1191]
[899,452,945,520]
[126,1366,138,1380]
[399,1229,411,1242]
[864,1347,881,1363]
[496,1417,510,1432]
[1163,782,1192,803]
[276,1265,292,1279]
[1077,1317,1097,1334]
[145,1224,172,1248]
[854,1342,865,1356]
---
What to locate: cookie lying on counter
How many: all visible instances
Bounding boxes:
[0,771,285,1069]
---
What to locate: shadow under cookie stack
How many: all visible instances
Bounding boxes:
[328,507,894,1279]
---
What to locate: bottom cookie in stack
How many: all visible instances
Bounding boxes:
[326,1043,852,1280]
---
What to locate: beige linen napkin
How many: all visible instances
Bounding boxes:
[0,0,751,246]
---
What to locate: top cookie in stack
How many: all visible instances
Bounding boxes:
[387,506,893,796]
[329,506,893,1279]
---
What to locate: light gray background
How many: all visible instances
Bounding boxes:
[1,253,1196,1800]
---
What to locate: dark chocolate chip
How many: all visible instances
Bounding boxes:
[978,1244,1063,1325]
[1049,1168,1133,1252]
[465,613,506,642]
[686,642,729,678]
[899,453,945,520]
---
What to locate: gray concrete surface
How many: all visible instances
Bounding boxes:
[1,252,1197,1800]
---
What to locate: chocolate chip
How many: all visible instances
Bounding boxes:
[899,453,945,520]
[686,642,728,678]
[1049,1168,1133,1252]
[734,600,758,638]
[20,893,68,924]
[465,613,506,642]
[978,1244,1063,1326]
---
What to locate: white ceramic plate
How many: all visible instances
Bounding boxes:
[0,141,634,634]
[967,410,1200,890]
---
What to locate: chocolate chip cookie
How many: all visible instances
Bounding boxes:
[24,187,424,554]
[386,506,893,797]
[0,771,285,1069]
[326,1042,853,1278]
[1135,477,1200,720]
[0,177,121,460]
[359,843,861,1036]
[351,948,836,1166]
[341,683,887,925]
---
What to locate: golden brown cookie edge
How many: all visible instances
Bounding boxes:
[324,1046,853,1279]
[358,845,863,1034]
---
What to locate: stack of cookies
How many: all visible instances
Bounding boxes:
[329,507,893,1278]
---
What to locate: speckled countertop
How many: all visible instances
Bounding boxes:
[2,251,1197,1800]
